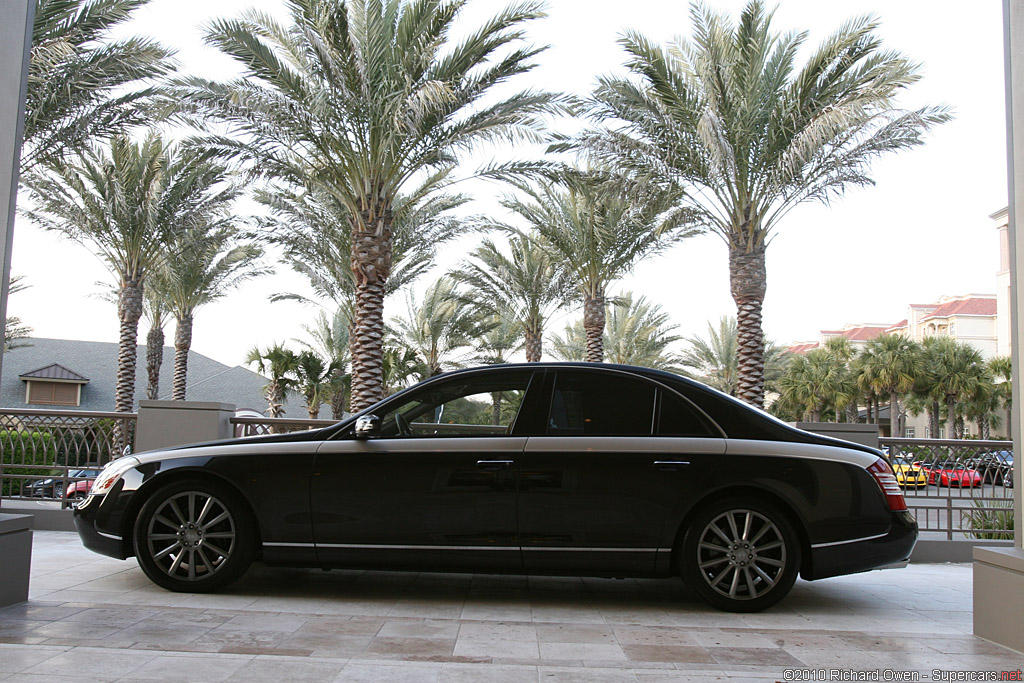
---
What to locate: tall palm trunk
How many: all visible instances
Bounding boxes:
[583,292,606,363]
[172,314,193,400]
[145,322,164,400]
[524,329,542,362]
[889,391,900,438]
[946,396,956,439]
[349,208,392,412]
[114,279,144,453]
[729,239,767,408]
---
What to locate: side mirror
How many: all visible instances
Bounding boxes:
[354,414,381,439]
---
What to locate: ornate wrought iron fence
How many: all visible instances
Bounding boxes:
[0,408,136,506]
[880,437,1014,539]
[230,416,336,437]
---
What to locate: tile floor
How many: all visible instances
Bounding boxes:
[0,531,1020,681]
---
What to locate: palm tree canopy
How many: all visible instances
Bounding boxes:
[857,334,922,397]
[501,176,696,300]
[452,232,571,339]
[174,0,563,228]
[23,133,236,285]
[389,277,491,380]
[24,0,175,173]
[552,292,685,371]
[585,0,949,248]
[258,185,468,307]
[152,227,268,319]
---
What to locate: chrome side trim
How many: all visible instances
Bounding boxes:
[524,436,726,455]
[810,532,889,549]
[263,542,663,553]
[725,439,878,468]
[96,530,121,541]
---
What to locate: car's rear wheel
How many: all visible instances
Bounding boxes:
[133,479,256,593]
[681,498,800,613]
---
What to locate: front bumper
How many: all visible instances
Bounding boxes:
[73,493,130,560]
[804,510,918,581]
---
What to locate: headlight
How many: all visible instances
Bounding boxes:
[88,457,139,497]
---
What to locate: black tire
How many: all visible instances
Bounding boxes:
[133,479,256,593]
[681,498,801,613]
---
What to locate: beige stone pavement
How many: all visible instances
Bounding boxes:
[0,531,1020,681]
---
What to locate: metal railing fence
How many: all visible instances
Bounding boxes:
[0,408,136,506]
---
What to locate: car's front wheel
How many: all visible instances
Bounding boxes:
[681,498,801,612]
[133,479,256,592]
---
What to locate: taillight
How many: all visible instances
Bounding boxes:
[867,457,908,511]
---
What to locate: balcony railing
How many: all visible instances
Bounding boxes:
[0,408,136,506]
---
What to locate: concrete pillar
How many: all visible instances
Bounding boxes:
[0,513,33,606]
[0,1,36,389]
[135,401,236,454]
[974,0,1024,652]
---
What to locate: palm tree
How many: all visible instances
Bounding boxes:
[177,0,562,410]
[3,276,32,352]
[294,350,340,419]
[551,293,684,371]
[23,133,233,417]
[582,0,949,407]
[246,343,299,418]
[990,355,1012,438]
[931,340,989,439]
[153,227,266,400]
[680,316,787,397]
[299,309,351,419]
[777,347,849,422]
[502,176,693,362]
[258,186,467,311]
[471,316,522,366]
[23,0,174,173]
[452,233,569,363]
[821,337,860,422]
[389,277,489,381]
[858,335,922,437]
[142,288,168,400]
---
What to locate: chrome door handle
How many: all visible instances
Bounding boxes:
[653,460,690,471]
[476,459,514,471]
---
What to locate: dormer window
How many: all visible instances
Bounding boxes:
[19,364,89,407]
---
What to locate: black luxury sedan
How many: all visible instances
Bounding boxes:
[74,363,917,612]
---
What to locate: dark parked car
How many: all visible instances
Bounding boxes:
[75,363,917,612]
[965,451,1014,485]
[26,468,101,499]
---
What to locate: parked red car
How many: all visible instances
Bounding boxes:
[920,462,983,487]
[66,478,94,500]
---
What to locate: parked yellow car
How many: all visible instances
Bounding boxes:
[891,457,928,488]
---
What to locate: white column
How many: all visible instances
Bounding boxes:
[0,1,36,388]
[1005,0,1024,549]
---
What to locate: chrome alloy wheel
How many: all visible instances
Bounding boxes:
[145,490,237,582]
[695,508,787,602]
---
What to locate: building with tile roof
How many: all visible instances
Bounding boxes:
[0,338,313,417]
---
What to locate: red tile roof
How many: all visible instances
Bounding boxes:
[787,342,819,354]
[821,325,891,342]
[920,297,996,321]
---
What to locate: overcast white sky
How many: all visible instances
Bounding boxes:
[10,0,1009,369]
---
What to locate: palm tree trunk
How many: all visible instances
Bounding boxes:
[171,314,192,401]
[889,391,899,438]
[145,322,164,400]
[492,391,503,425]
[946,396,956,439]
[729,240,767,408]
[266,380,284,419]
[114,279,144,453]
[583,292,605,363]
[349,210,393,412]
[931,400,940,438]
[524,329,542,362]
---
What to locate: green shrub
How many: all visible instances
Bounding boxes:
[965,500,1015,540]
[0,430,59,496]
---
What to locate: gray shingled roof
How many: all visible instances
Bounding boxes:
[1,338,313,417]
[19,363,89,382]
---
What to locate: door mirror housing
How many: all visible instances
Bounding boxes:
[354,414,381,439]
